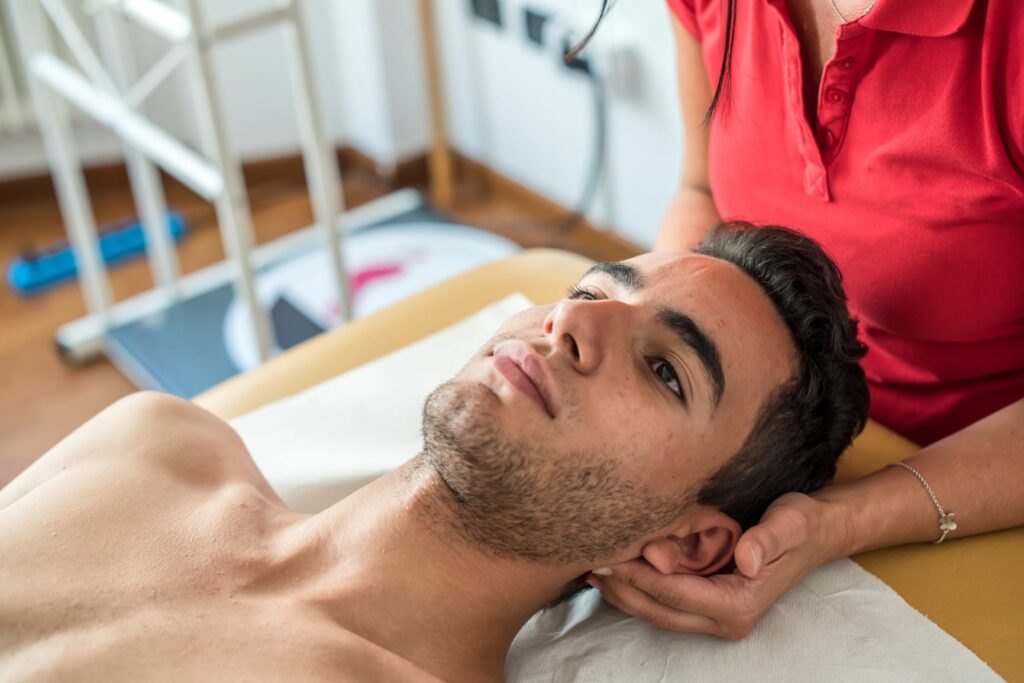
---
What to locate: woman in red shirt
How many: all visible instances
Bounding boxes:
[586,0,1024,639]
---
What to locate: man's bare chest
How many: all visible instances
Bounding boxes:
[0,471,342,679]
[0,470,277,600]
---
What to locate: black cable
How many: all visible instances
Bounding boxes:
[451,35,609,246]
[553,59,607,242]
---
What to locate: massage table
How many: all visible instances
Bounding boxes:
[197,249,1022,680]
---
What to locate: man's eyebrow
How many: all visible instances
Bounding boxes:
[657,308,726,407]
[581,262,725,405]
[582,262,644,292]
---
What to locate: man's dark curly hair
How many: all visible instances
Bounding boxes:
[692,222,870,529]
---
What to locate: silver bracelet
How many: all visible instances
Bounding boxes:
[886,462,958,544]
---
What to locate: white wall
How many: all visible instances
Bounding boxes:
[0,0,684,247]
[0,0,407,177]
[0,122,121,181]
[430,0,684,246]
[373,0,431,165]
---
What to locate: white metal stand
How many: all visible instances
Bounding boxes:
[9,0,352,365]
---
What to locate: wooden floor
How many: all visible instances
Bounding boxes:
[0,163,640,487]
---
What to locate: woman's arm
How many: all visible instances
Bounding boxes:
[589,398,1024,638]
[655,15,721,253]
[656,186,721,252]
[823,398,1024,558]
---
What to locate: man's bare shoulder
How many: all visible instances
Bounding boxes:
[0,392,278,511]
[0,393,447,681]
[58,391,251,482]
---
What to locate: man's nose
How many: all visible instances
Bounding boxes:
[542,298,632,374]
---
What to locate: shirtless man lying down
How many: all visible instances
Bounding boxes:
[0,224,868,682]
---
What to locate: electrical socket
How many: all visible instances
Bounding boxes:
[523,6,590,73]
[524,8,549,46]
[470,0,503,28]
[520,4,643,96]
[559,20,645,97]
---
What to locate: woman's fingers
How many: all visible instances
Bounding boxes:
[599,559,739,615]
[588,574,721,636]
[589,493,835,640]
[589,561,762,639]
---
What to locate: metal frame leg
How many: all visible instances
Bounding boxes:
[182,0,275,361]
[92,7,182,295]
[9,0,113,320]
[283,0,351,321]
[13,0,360,371]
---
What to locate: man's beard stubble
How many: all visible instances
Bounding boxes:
[420,378,692,566]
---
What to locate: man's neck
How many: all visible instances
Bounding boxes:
[279,458,587,682]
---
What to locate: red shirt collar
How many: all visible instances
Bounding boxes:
[858,0,977,37]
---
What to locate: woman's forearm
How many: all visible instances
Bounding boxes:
[817,398,1024,558]
[654,185,721,252]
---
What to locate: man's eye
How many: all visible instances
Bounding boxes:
[567,285,599,301]
[650,358,685,402]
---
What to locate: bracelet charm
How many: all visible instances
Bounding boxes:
[886,462,957,544]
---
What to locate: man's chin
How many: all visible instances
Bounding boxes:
[422,379,527,486]
[421,382,686,565]
[424,379,496,437]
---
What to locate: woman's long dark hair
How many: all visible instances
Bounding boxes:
[567,0,737,127]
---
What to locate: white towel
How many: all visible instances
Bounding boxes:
[231,294,1000,682]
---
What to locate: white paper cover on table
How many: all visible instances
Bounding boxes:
[230,295,999,683]
[231,293,533,513]
[507,562,1000,682]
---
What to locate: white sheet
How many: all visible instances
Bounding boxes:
[231,295,1000,682]
[231,293,534,513]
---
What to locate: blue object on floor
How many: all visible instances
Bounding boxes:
[6,211,188,295]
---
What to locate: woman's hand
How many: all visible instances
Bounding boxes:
[586,491,852,639]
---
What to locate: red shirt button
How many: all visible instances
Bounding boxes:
[828,89,846,104]
[838,56,855,69]
[819,129,835,147]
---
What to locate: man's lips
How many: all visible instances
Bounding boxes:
[491,341,556,418]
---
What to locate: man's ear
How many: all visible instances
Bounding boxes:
[641,509,741,576]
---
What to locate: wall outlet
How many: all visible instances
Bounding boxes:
[470,0,503,28]
[523,8,549,46]
[523,7,590,73]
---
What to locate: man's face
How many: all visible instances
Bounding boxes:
[422,252,795,566]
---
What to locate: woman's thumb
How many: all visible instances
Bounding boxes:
[736,505,809,577]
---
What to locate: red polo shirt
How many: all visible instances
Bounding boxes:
[666,0,1024,445]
